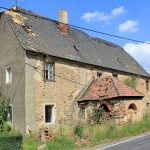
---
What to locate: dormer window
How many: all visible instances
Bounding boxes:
[44,62,55,81]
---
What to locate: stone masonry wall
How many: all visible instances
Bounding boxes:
[25,52,150,131]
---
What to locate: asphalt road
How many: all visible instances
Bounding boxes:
[95,133,150,150]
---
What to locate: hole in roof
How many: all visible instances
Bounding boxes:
[117,58,122,63]
[22,24,35,36]
[73,45,80,51]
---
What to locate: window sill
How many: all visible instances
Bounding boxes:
[43,79,55,82]
[45,122,56,126]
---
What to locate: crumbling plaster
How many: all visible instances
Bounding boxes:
[25,51,149,131]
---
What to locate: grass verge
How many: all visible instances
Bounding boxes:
[23,112,150,150]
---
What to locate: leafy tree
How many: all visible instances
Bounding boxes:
[0,88,11,133]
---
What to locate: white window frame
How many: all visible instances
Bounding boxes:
[7,105,13,126]
[6,66,12,84]
[44,103,56,124]
[79,107,86,119]
[44,62,54,81]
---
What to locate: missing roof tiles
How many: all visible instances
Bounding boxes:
[5,10,27,26]
[73,45,80,51]
[22,25,35,37]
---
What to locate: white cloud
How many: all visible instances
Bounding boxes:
[123,42,150,73]
[111,7,126,17]
[81,6,126,23]
[119,20,139,32]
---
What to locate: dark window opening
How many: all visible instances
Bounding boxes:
[128,103,137,111]
[147,103,149,107]
[97,72,102,78]
[146,80,149,91]
[112,73,118,78]
[79,107,85,119]
[44,63,54,81]
[101,104,110,112]
[45,105,54,123]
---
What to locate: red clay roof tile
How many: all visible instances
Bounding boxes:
[78,76,144,101]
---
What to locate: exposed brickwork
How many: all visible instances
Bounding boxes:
[25,52,150,131]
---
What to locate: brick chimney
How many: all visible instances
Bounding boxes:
[58,9,68,35]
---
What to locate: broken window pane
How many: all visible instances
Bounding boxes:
[44,63,54,81]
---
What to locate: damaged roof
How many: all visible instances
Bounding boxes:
[3,7,149,77]
[79,76,144,102]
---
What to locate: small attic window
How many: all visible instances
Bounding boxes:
[112,73,118,78]
[97,72,102,78]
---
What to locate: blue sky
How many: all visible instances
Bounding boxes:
[1,0,150,73]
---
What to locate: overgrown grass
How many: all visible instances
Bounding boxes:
[46,137,77,150]
[23,135,41,150]
[91,112,150,146]
[23,112,150,150]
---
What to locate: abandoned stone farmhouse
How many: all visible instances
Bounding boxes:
[0,6,149,133]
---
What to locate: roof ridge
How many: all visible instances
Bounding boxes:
[109,76,120,97]
[2,6,149,78]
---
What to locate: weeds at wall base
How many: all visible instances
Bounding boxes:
[23,112,150,150]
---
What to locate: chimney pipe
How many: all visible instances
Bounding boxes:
[58,9,68,35]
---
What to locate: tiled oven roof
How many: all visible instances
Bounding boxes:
[79,76,144,101]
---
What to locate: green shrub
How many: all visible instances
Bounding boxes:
[74,123,83,138]
[91,106,105,124]
[0,122,11,133]
[0,131,23,150]
[0,88,10,133]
